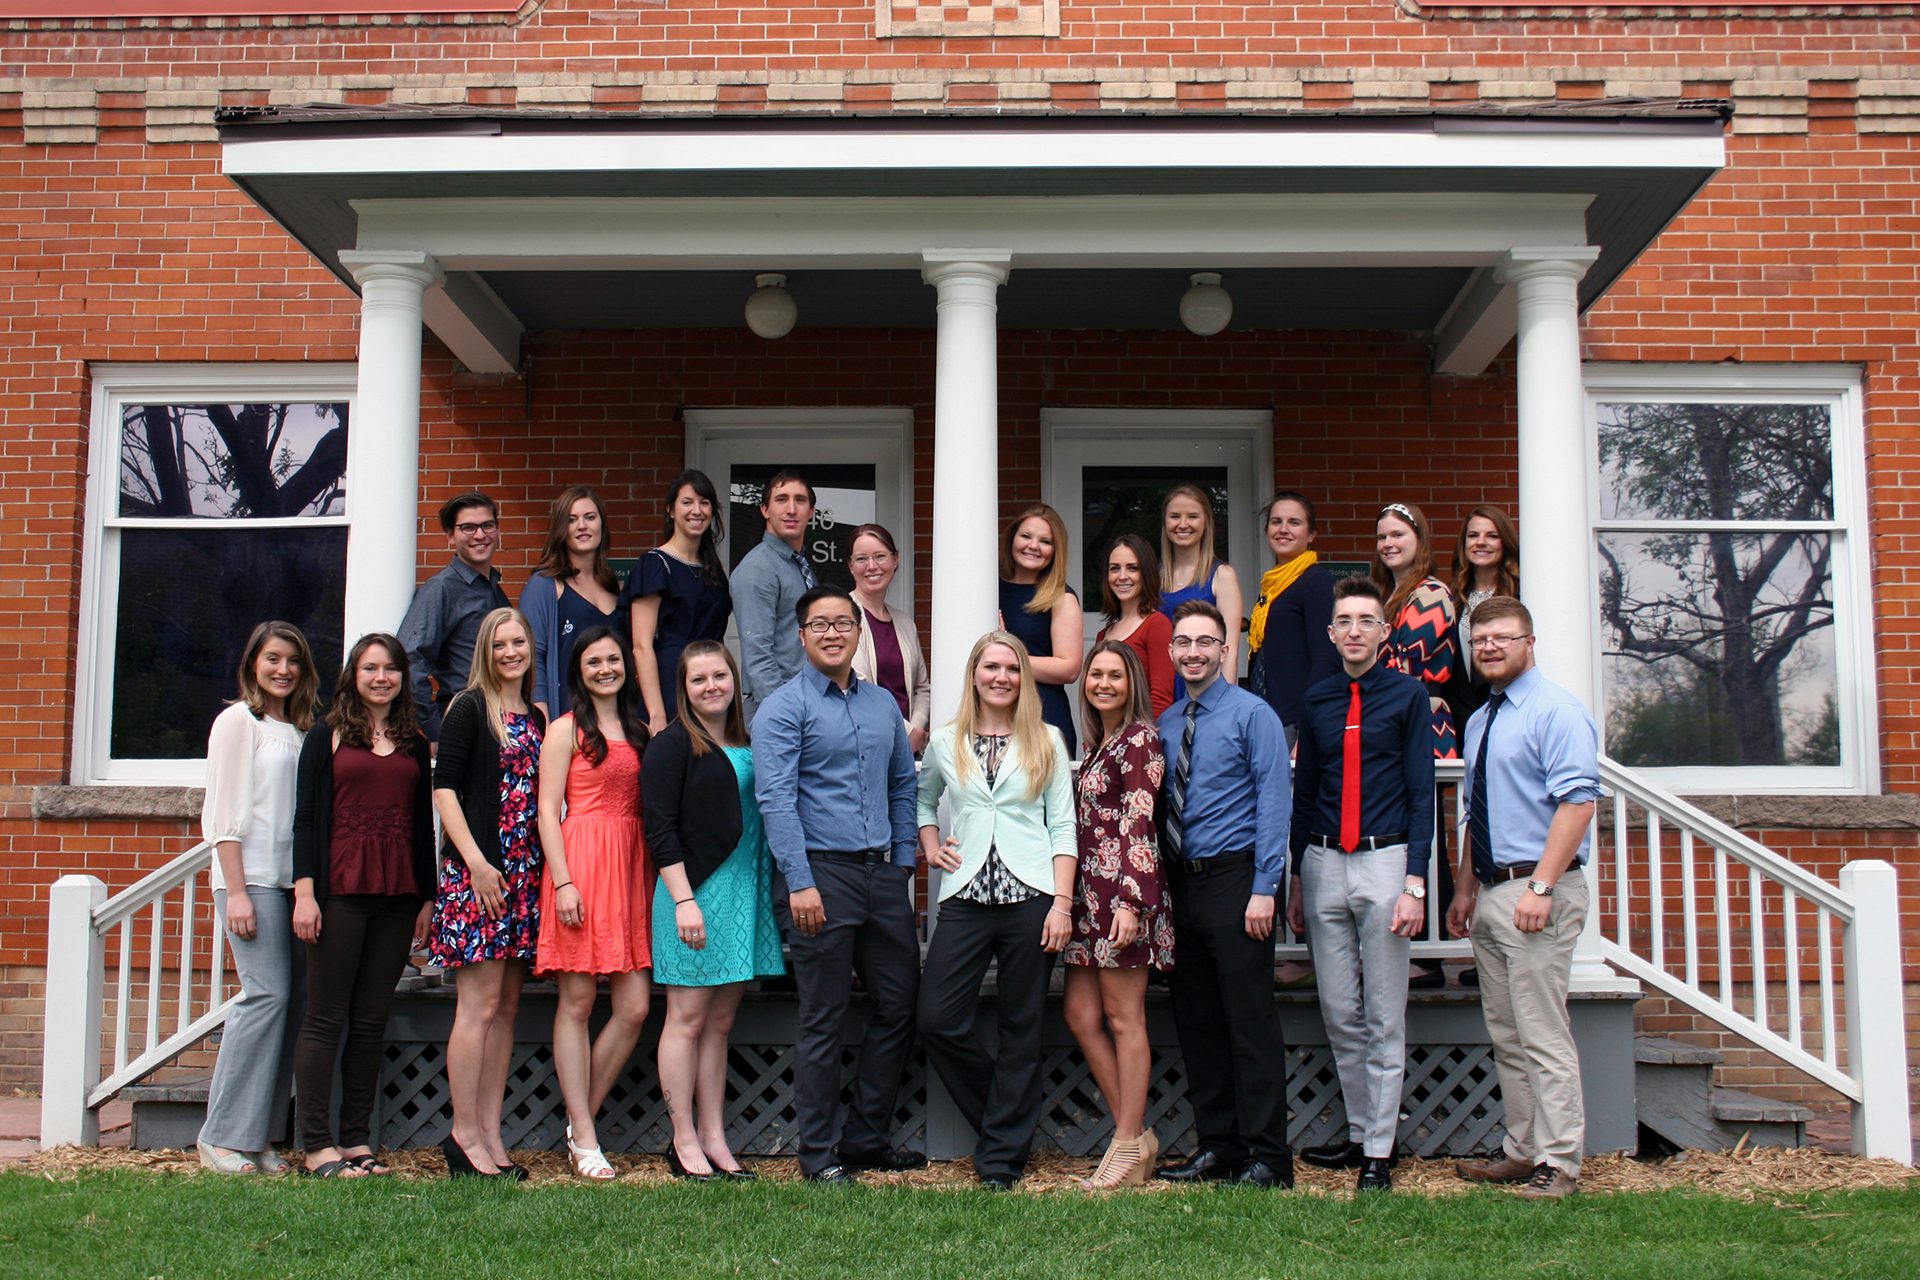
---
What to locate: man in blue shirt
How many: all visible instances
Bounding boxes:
[1286,577,1434,1192]
[753,583,924,1183]
[1153,600,1294,1188]
[1446,595,1599,1200]
[396,491,510,744]
[731,470,817,722]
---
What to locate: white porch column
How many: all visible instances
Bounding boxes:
[1498,246,1633,995]
[922,252,1011,728]
[338,249,443,643]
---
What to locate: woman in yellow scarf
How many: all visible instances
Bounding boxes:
[1246,491,1341,747]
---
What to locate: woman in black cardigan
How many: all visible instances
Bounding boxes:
[642,641,785,1179]
[427,607,547,1179]
[290,632,435,1178]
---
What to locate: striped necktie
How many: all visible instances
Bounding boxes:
[1162,699,1201,860]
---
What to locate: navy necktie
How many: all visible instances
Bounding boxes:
[1163,699,1201,861]
[1468,691,1506,884]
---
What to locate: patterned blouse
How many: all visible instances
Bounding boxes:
[1385,574,1460,760]
[954,734,1039,906]
[1065,720,1175,971]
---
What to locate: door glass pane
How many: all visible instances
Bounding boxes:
[1080,465,1231,606]
[1596,401,1833,522]
[1599,530,1837,767]
[110,526,347,759]
[726,463,878,592]
[118,402,349,518]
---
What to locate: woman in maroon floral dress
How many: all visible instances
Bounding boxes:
[1062,639,1173,1189]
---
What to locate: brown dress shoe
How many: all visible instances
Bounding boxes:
[1454,1155,1536,1184]
[1516,1164,1580,1199]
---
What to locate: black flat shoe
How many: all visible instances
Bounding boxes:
[666,1145,720,1182]
[1154,1149,1234,1183]
[840,1147,928,1173]
[1231,1158,1294,1189]
[1299,1140,1366,1170]
[718,1165,757,1182]
[442,1137,502,1179]
[1357,1158,1393,1192]
[1408,966,1447,990]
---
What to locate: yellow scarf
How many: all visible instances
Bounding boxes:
[1247,551,1318,657]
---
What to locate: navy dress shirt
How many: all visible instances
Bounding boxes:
[1156,677,1292,896]
[1289,662,1437,875]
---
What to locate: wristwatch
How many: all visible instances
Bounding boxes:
[1526,878,1555,897]
[1401,882,1427,900]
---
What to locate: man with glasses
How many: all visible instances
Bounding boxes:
[733,469,818,723]
[1286,576,1434,1192]
[1446,595,1599,1200]
[397,491,510,743]
[1154,600,1294,1188]
[753,584,925,1183]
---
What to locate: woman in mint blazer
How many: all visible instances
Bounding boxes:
[915,630,1077,1190]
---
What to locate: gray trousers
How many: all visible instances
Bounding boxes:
[1470,867,1589,1175]
[199,887,302,1152]
[1300,843,1410,1158]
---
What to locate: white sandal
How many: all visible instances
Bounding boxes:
[197,1139,257,1175]
[566,1122,616,1181]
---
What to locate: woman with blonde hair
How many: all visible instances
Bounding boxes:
[428,606,546,1178]
[1159,483,1245,682]
[1062,639,1172,1188]
[195,621,321,1175]
[916,631,1077,1190]
[998,503,1084,757]
[520,485,624,719]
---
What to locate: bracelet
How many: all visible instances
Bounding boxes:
[1048,906,1071,919]
[674,897,695,907]
[553,880,572,890]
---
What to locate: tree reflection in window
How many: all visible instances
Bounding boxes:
[119,402,347,519]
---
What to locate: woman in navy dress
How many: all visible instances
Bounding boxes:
[626,469,732,736]
[519,485,624,720]
[998,502,1083,759]
[1158,483,1245,682]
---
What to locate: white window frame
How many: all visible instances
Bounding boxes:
[1583,363,1876,795]
[75,363,358,786]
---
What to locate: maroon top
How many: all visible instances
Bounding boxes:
[328,744,422,896]
[864,608,911,719]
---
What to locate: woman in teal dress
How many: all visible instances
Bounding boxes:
[642,640,784,1180]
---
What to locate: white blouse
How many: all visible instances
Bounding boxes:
[201,702,306,891]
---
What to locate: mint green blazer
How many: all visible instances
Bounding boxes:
[916,723,1076,902]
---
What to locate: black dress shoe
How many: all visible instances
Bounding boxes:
[804,1164,856,1184]
[442,1137,501,1180]
[1408,965,1447,990]
[1356,1158,1393,1192]
[1299,1140,1366,1170]
[1155,1150,1234,1183]
[979,1173,1019,1191]
[666,1146,720,1182]
[1231,1159,1294,1189]
[840,1147,928,1173]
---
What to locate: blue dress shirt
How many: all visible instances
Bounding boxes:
[1291,662,1436,875]
[1459,666,1600,869]
[1157,677,1292,896]
[397,557,510,741]
[730,531,813,719]
[752,668,918,893]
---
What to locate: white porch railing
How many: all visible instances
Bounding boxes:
[41,840,234,1148]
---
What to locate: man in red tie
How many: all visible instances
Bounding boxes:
[1285,576,1434,1192]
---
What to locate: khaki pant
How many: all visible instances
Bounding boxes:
[1469,867,1589,1175]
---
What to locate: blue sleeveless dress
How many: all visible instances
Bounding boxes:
[999,579,1077,758]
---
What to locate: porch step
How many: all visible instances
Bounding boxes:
[123,1074,211,1151]
[1633,1036,1808,1152]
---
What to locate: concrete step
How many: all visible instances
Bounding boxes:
[1633,1036,1808,1152]
[123,1074,211,1151]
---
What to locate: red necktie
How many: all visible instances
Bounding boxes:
[1340,680,1362,853]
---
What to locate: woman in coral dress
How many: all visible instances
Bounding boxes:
[535,625,652,1179]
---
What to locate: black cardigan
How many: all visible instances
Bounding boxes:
[291,727,436,907]
[434,691,547,872]
[640,721,745,892]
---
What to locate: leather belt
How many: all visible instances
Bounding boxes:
[1168,850,1255,877]
[1480,861,1539,886]
[1307,833,1409,853]
[812,848,892,865]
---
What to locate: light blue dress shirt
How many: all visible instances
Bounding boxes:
[1460,666,1601,868]
[752,669,918,893]
[1156,677,1292,896]
[730,531,812,719]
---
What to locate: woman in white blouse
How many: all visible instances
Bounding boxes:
[196,621,320,1174]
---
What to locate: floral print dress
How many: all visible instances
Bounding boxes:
[1065,721,1175,971]
[429,711,544,967]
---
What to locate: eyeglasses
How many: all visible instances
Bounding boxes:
[1169,635,1225,651]
[454,520,499,537]
[1470,633,1532,652]
[803,617,859,635]
[1330,618,1386,634]
[849,554,894,569]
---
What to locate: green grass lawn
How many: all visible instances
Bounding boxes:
[2,1171,1915,1279]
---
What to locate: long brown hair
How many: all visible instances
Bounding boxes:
[1449,504,1521,607]
[999,503,1071,614]
[1100,534,1164,622]
[951,631,1058,800]
[566,625,649,766]
[233,620,320,732]
[460,607,536,745]
[1080,639,1155,755]
[662,469,728,587]
[327,633,422,749]
[1370,501,1438,625]
[676,640,749,757]
[534,485,619,593]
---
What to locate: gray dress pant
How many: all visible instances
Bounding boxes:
[775,857,922,1175]
[1299,842,1411,1158]
[199,887,303,1152]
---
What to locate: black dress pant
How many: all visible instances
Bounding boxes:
[917,895,1057,1180]
[293,893,416,1152]
[1167,858,1292,1169]
[775,857,922,1175]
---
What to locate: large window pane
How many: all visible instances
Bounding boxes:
[1599,530,1837,768]
[1079,465,1230,605]
[109,527,347,759]
[1596,401,1833,523]
[118,402,348,518]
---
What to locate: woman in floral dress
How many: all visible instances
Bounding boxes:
[1062,639,1173,1189]
[429,607,546,1178]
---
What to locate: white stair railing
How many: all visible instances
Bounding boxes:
[41,841,234,1149]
